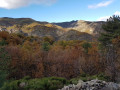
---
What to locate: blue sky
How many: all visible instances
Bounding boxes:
[0,0,120,22]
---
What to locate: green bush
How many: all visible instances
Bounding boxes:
[0,47,11,88]
[0,71,8,88]
[1,81,20,90]
[0,47,11,71]
[0,74,110,90]
[42,42,50,51]
[0,39,7,46]
[96,73,110,81]
[82,42,92,53]
[0,77,69,90]
[70,78,79,85]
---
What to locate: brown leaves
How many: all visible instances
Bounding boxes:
[0,31,9,40]
[1,34,105,79]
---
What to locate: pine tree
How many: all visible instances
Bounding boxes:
[99,15,120,46]
[99,15,120,82]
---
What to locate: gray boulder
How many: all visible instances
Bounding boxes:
[58,79,120,90]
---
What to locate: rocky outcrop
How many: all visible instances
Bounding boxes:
[58,79,120,90]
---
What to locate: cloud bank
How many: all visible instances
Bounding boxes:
[0,0,57,9]
[88,0,113,9]
[97,11,120,21]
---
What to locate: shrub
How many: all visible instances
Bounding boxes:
[0,77,69,90]
[0,71,8,88]
[42,42,50,51]
[0,39,8,46]
[82,42,92,53]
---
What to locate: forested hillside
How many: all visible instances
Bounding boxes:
[0,16,120,90]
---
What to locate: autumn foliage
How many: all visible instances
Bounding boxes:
[0,28,119,81]
[0,31,105,80]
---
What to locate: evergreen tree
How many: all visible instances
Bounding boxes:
[99,15,120,46]
[99,15,120,82]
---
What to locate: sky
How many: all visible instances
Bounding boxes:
[0,0,120,22]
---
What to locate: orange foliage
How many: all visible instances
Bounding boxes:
[0,31,9,40]
[0,31,105,79]
[80,43,101,75]
[6,45,44,79]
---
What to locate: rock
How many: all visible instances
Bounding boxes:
[76,82,82,89]
[61,86,69,90]
[19,82,26,88]
[102,82,120,90]
[58,79,120,90]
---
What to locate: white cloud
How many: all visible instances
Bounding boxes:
[97,11,120,21]
[0,0,57,9]
[114,11,120,16]
[88,0,113,9]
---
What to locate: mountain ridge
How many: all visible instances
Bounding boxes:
[53,20,105,35]
[0,17,105,41]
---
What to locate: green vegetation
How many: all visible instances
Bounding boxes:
[82,42,92,53]
[0,39,8,46]
[0,47,11,88]
[99,15,120,46]
[98,16,120,82]
[0,77,69,90]
[42,42,51,51]
[0,47,11,70]
[0,74,110,90]
[0,71,8,88]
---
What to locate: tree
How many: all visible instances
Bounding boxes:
[0,47,11,87]
[80,43,101,75]
[43,36,55,45]
[0,47,10,71]
[82,42,92,53]
[42,42,50,51]
[99,15,120,82]
[0,39,7,46]
[99,15,120,46]
[6,43,44,79]
[0,31,9,40]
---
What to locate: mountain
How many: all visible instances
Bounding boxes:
[0,17,104,41]
[0,17,66,39]
[0,17,48,26]
[53,20,105,36]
